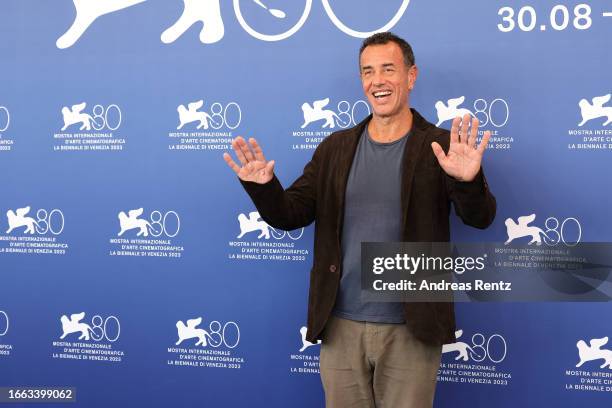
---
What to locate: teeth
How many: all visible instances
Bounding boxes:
[374,91,391,97]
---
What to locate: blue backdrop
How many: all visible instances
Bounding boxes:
[1,1,611,406]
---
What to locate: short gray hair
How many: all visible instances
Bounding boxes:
[359,32,415,68]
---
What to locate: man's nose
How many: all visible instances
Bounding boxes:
[372,71,385,86]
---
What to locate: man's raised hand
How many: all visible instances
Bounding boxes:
[431,114,490,182]
[223,137,275,184]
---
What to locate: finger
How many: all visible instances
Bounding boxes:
[232,137,249,165]
[431,142,447,164]
[450,117,460,144]
[468,117,479,149]
[460,114,470,144]
[264,160,275,179]
[249,138,267,162]
[477,130,491,154]
[236,136,256,162]
[223,152,241,175]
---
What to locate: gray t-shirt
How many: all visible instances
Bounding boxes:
[332,127,408,323]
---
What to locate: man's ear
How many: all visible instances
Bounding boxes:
[409,65,419,90]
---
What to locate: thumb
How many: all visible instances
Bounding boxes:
[265,160,275,176]
[431,142,446,163]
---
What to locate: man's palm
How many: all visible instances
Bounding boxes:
[431,115,490,182]
[224,137,275,184]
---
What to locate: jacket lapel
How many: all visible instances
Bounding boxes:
[334,116,369,234]
[400,110,428,232]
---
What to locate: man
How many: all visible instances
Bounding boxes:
[223,32,496,407]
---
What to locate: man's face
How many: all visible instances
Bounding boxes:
[360,42,417,119]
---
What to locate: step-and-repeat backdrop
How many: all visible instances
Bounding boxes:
[1,1,611,407]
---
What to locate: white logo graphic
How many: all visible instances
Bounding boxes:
[117,208,180,238]
[237,211,270,239]
[434,96,474,127]
[57,0,147,49]
[161,0,224,44]
[234,0,311,42]
[0,106,9,132]
[5,207,65,236]
[435,97,510,128]
[442,330,475,361]
[55,103,124,152]
[174,317,240,348]
[0,311,8,337]
[504,214,551,246]
[176,317,214,346]
[299,326,320,352]
[253,0,286,18]
[177,100,218,129]
[61,102,93,131]
[300,98,369,130]
[117,208,153,237]
[578,94,612,126]
[175,100,241,130]
[505,214,582,246]
[234,0,409,42]
[60,103,122,132]
[3,207,67,255]
[6,206,39,234]
[237,211,304,240]
[320,0,409,38]
[60,312,93,340]
[576,337,612,369]
[59,312,120,342]
[58,1,410,48]
[439,330,510,386]
[442,330,507,363]
[301,98,349,129]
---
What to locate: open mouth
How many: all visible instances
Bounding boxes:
[372,90,392,101]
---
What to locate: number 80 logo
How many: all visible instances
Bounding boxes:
[0,311,8,337]
[0,107,9,132]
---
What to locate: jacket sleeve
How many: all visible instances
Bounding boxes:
[238,142,323,231]
[445,167,496,229]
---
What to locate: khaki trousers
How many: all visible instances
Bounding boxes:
[320,316,441,408]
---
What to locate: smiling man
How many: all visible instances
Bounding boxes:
[224,32,496,407]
